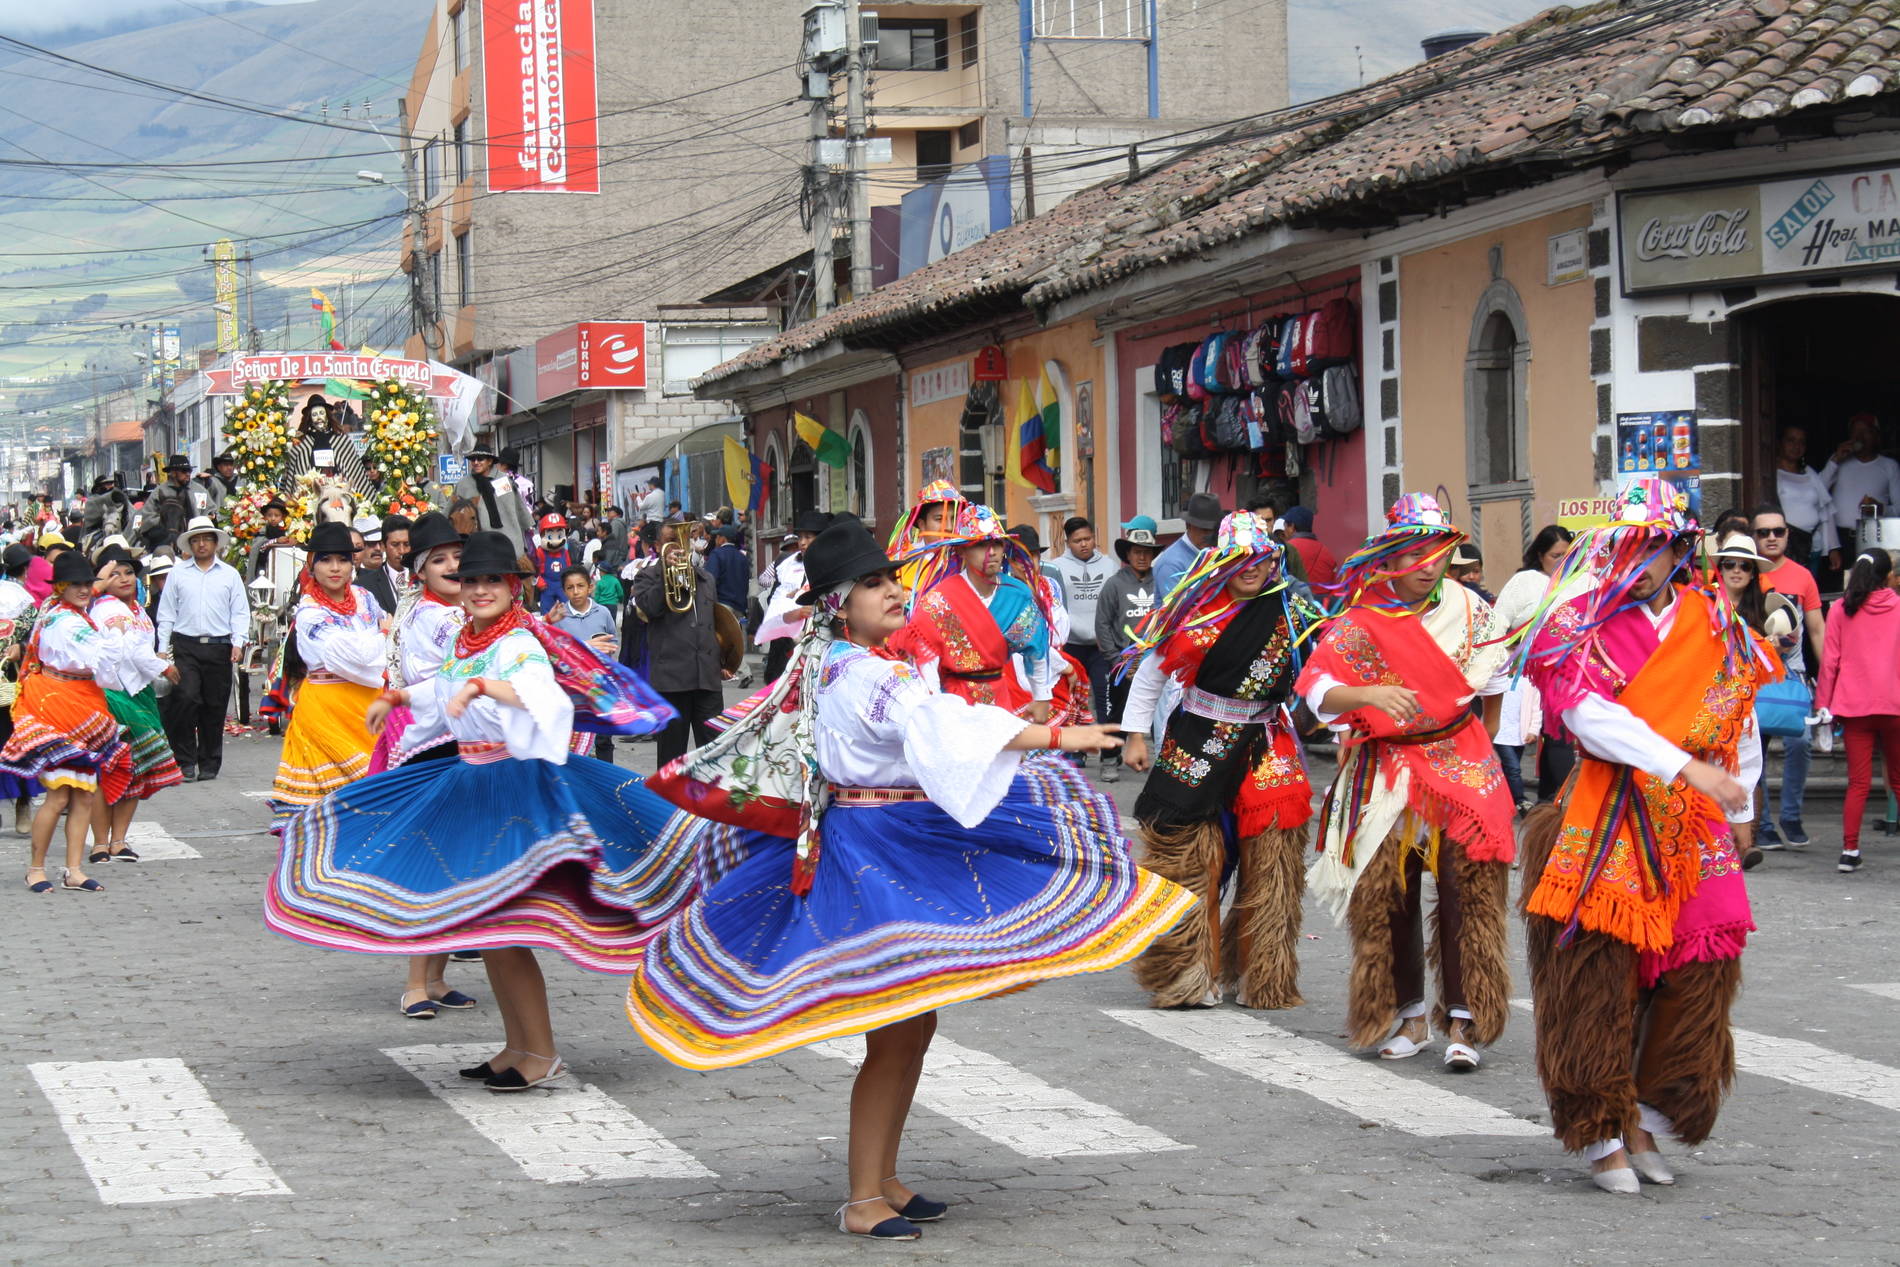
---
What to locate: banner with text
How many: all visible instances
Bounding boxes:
[198,352,466,399]
[482,0,600,194]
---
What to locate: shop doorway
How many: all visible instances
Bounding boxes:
[1740,293,1900,509]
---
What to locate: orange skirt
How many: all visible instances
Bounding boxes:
[0,670,132,800]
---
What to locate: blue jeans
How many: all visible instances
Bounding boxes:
[1773,729,1810,826]
[1495,742,1527,807]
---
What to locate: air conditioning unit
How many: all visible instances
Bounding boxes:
[803,2,846,70]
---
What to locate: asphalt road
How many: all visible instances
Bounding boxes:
[3,722,1896,1266]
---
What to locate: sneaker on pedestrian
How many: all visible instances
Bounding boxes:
[1756,821,1784,850]
[1779,820,1810,847]
[1100,762,1120,784]
[1839,851,1862,873]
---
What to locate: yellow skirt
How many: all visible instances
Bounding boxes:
[270,677,378,832]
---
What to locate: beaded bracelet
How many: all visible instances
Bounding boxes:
[470,678,487,698]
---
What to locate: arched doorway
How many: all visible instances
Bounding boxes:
[1738,293,1900,509]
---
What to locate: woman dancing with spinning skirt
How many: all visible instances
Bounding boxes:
[87,545,183,863]
[268,521,388,835]
[266,531,690,1092]
[632,519,1195,1241]
[0,542,44,836]
[1298,494,1516,1071]
[365,512,480,1021]
[0,551,133,893]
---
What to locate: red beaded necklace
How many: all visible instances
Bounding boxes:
[455,601,529,658]
[300,569,358,616]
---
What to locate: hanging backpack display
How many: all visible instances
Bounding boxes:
[1211,395,1250,451]
[1319,365,1363,435]
[1279,381,1322,445]
[1185,342,1210,403]
[1307,297,1358,368]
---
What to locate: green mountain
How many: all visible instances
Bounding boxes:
[0,0,431,430]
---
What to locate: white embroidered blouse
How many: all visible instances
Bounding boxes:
[403,627,574,764]
[293,587,386,687]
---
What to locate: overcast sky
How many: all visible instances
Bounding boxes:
[0,0,306,33]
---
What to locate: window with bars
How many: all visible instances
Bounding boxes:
[453,121,468,186]
[455,230,471,309]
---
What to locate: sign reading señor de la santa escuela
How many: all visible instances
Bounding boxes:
[1619,163,1900,294]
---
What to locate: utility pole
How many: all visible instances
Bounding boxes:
[844,0,872,300]
[810,90,836,316]
[241,250,258,352]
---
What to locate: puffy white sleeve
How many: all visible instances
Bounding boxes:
[754,556,807,644]
[1730,718,1762,825]
[41,613,124,682]
[295,602,386,688]
[485,633,574,764]
[94,601,167,692]
[1560,694,1691,784]
[1119,653,1172,733]
[1302,673,1350,727]
[861,659,1030,828]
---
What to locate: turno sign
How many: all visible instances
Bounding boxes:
[1618,163,1900,294]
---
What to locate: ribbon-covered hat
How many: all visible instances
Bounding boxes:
[1327,493,1465,604]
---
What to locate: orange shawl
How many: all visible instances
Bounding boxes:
[1526,588,1772,954]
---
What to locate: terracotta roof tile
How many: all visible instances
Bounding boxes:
[703,0,1900,386]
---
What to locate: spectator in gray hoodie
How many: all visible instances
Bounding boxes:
[1094,516,1160,783]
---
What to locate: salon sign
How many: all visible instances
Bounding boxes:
[1619,163,1900,293]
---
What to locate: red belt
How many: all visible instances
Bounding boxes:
[38,665,93,682]
[831,785,927,806]
[458,741,509,764]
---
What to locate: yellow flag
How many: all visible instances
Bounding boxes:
[1004,377,1037,490]
[722,435,752,509]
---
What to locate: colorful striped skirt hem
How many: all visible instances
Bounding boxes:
[105,686,183,801]
[265,753,696,972]
[269,677,378,832]
[626,755,1198,1070]
[0,673,130,804]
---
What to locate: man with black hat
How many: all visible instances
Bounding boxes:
[202,451,239,511]
[155,515,249,781]
[631,521,730,765]
[453,445,534,555]
[1153,493,1223,601]
[754,509,830,684]
[144,454,210,548]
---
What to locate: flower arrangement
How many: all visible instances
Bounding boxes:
[221,379,293,492]
[364,379,441,515]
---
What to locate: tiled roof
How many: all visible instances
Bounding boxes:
[703,0,1900,385]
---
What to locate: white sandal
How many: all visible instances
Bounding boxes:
[1377,1021,1432,1060]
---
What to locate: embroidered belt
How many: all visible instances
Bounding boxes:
[305,670,347,685]
[1181,685,1279,726]
[38,665,93,682]
[830,785,928,806]
[1379,713,1475,746]
[458,741,509,765]
[942,667,1003,682]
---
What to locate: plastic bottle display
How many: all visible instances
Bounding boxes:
[1637,426,1652,469]
[1672,418,1693,470]
[1622,440,1636,471]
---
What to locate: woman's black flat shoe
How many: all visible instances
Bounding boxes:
[897,1194,948,1222]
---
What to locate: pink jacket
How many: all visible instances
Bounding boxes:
[1817,587,1900,717]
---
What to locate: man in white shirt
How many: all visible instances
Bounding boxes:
[155,517,250,781]
[1046,516,1117,733]
[1821,412,1900,570]
[635,477,666,525]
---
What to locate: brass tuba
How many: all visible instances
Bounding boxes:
[663,522,697,613]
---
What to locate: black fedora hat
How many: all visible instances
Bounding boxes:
[466,442,500,462]
[2,543,31,574]
[446,530,531,579]
[792,509,832,536]
[164,452,192,472]
[403,511,463,571]
[94,544,140,576]
[306,521,356,558]
[51,550,96,587]
[796,520,897,605]
[1007,523,1046,555]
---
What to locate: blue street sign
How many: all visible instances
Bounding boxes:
[437,453,468,484]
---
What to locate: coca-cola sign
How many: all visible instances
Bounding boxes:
[1620,163,1900,294]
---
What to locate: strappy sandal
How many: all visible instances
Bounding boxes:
[59,869,104,893]
[459,1048,521,1080]
[1377,1017,1431,1060]
[400,989,438,1020]
[107,843,139,862]
[1443,1019,1481,1071]
[484,1051,566,1092]
[23,868,52,894]
[837,1196,921,1241]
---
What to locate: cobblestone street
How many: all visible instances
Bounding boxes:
[3,726,1895,1266]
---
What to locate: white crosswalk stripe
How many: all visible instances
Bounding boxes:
[808,1035,1190,1157]
[381,1044,715,1182]
[120,822,201,860]
[1849,983,1900,1003]
[1104,1009,1546,1137]
[28,1058,291,1204]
